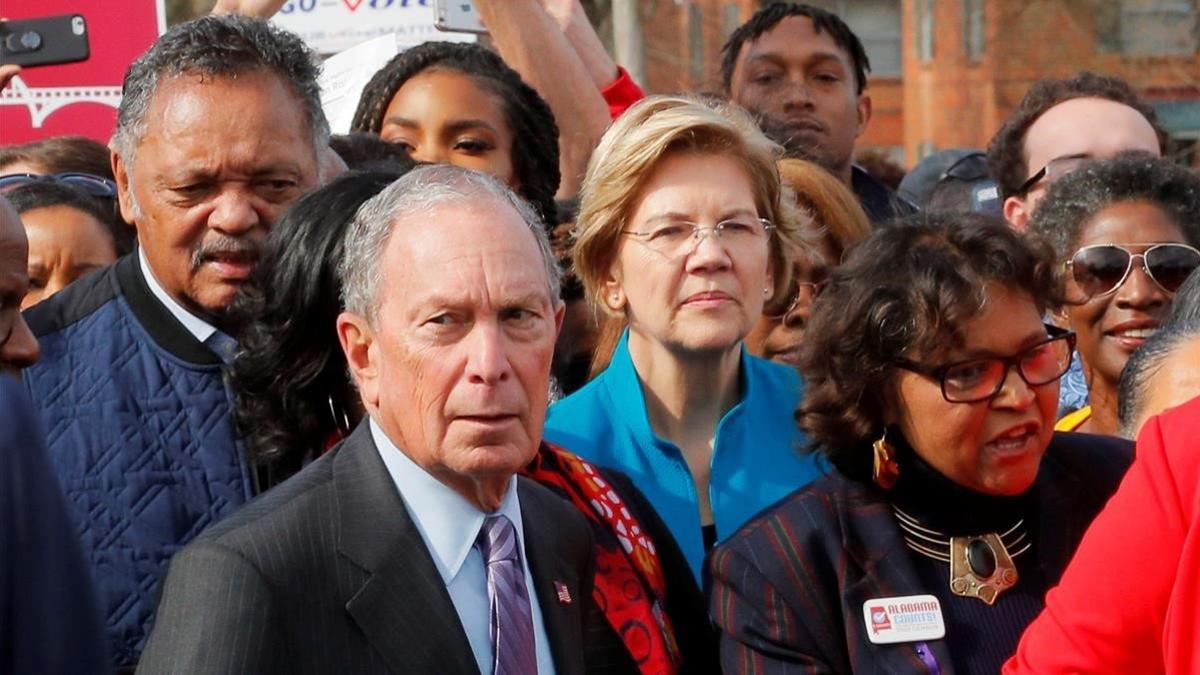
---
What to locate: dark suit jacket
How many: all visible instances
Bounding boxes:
[709,432,1133,675]
[136,422,598,674]
[1,375,111,675]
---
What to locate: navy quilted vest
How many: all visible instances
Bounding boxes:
[22,254,253,667]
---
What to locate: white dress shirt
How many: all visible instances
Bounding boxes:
[137,248,219,344]
[370,419,556,675]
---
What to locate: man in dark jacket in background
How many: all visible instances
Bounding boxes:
[19,15,327,668]
[721,2,916,223]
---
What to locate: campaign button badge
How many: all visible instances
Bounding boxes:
[863,594,946,644]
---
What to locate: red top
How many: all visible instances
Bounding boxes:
[1004,395,1200,675]
[600,66,645,120]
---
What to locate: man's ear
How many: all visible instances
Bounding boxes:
[1004,195,1031,231]
[111,148,138,227]
[337,310,379,410]
[855,92,872,139]
[553,301,566,338]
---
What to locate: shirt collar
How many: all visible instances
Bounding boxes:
[369,418,523,583]
[137,247,219,344]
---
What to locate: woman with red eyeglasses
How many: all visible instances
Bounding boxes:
[1027,151,1200,437]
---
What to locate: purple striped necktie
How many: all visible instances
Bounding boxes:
[476,514,538,675]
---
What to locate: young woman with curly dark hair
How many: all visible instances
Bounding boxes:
[351,41,560,228]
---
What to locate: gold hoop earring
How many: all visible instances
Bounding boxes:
[873,429,900,489]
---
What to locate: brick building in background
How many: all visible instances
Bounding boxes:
[634,0,1199,168]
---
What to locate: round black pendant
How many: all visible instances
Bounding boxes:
[966,538,997,578]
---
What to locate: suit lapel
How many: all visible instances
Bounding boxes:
[335,423,480,675]
[840,486,956,675]
[520,479,586,675]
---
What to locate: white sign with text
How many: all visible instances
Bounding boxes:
[272,0,474,55]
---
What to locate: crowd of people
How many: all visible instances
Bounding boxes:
[1,2,1198,674]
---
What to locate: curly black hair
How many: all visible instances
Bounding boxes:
[1026,151,1200,266]
[230,167,412,479]
[796,212,1059,482]
[350,41,559,227]
[986,71,1166,199]
[720,2,871,95]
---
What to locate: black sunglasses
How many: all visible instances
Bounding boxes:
[0,172,118,199]
[1067,243,1200,299]
[893,325,1076,404]
[1014,154,1089,195]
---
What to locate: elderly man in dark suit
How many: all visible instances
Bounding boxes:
[138,165,597,674]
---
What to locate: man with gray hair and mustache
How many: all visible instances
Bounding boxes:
[21,14,328,669]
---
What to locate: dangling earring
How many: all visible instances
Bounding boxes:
[873,429,900,489]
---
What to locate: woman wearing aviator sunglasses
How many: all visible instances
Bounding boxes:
[1028,151,1200,436]
[711,213,1133,675]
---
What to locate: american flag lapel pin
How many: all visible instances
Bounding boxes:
[554,580,572,605]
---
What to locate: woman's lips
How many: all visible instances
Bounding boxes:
[984,422,1041,460]
[1104,321,1160,352]
[682,290,734,308]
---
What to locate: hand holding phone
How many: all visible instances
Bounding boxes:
[0,14,90,68]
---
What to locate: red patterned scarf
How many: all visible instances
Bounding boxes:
[525,443,680,674]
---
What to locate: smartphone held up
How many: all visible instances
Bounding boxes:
[0,14,90,68]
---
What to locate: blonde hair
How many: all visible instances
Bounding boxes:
[777,158,871,262]
[571,95,807,318]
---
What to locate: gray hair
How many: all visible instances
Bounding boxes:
[1117,321,1200,438]
[112,14,329,162]
[339,164,561,320]
[1167,269,1200,327]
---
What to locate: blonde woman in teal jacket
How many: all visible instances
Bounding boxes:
[544,96,826,580]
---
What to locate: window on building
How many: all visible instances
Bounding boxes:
[1097,0,1198,56]
[917,0,935,62]
[962,0,985,62]
[723,3,741,41]
[807,0,903,76]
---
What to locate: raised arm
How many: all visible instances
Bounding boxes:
[539,0,620,90]
[474,0,612,200]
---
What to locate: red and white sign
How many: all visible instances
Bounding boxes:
[0,1,166,145]
[862,595,946,645]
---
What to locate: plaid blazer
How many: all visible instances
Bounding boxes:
[710,432,1132,675]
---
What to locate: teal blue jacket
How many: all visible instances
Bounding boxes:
[544,331,827,580]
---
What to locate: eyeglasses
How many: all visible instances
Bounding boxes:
[622,218,774,258]
[893,326,1076,403]
[0,172,118,198]
[1014,154,1089,195]
[764,281,826,319]
[1067,243,1200,299]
